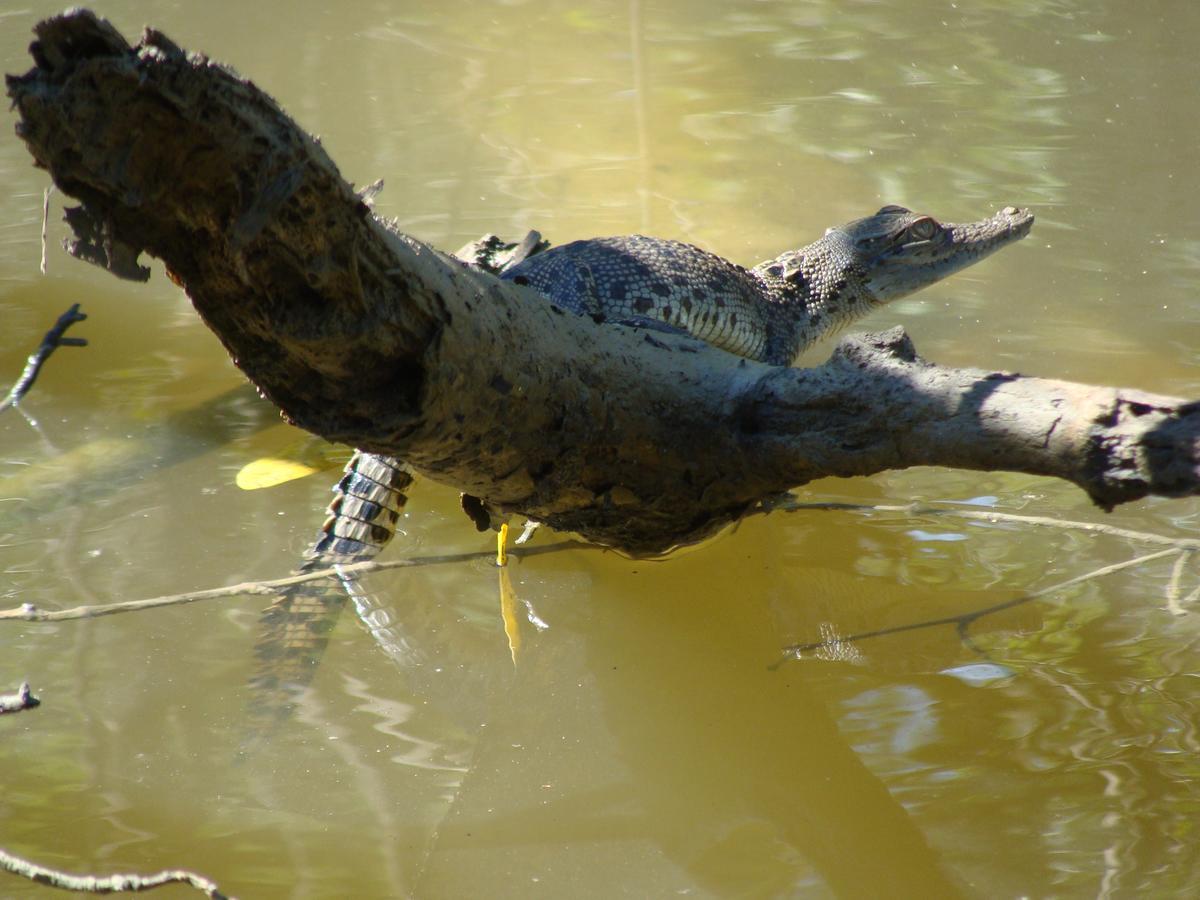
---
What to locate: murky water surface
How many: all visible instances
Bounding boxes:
[3,1,1200,897]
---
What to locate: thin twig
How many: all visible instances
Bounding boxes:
[40,185,53,275]
[774,547,1184,666]
[777,499,1200,550]
[0,541,582,624]
[0,682,40,714]
[0,303,88,413]
[0,847,232,899]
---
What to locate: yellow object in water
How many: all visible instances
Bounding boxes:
[235,457,322,490]
[496,522,509,567]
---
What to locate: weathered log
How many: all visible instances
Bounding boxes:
[7,10,1200,554]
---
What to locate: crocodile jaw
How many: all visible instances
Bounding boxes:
[863,205,1035,304]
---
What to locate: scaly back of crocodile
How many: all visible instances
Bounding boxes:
[503,234,777,360]
[502,205,1033,365]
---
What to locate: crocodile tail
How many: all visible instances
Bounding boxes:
[304,452,412,566]
[246,452,413,729]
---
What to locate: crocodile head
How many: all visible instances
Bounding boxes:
[834,204,1035,304]
[752,203,1034,363]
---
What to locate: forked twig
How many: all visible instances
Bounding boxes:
[769,496,1200,662]
[0,303,88,413]
[774,547,1184,667]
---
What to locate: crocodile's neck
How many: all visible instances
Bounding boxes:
[751,205,1033,363]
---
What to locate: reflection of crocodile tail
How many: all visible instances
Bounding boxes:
[246,452,413,727]
[242,235,541,740]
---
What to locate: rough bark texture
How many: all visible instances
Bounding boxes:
[7,10,1200,554]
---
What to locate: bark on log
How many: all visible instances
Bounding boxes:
[7,10,1200,555]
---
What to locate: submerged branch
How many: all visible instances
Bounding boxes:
[0,848,232,899]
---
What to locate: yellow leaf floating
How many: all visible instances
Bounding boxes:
[235,457,322,490]
[235,439,351,490]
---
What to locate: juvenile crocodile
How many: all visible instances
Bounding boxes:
[247,207,1032,723]
[501,205,1033,364]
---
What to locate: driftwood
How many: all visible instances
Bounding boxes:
[7,10,1200,555]
[0,847,231,899]
[0,682,40,714]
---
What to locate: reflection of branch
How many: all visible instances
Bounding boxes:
[1166,550,1197,616]
[775,547,1182,666]
[0,541,582,624]
[0,847,232,899]
[0,682,39,714]
[0,303,88,413]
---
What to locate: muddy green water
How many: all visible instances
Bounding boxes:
[3,2,1200,897]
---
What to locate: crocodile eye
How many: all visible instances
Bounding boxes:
[907,217,938,241]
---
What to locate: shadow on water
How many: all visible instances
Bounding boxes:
[0,383,277,533]
[352,550,975,897]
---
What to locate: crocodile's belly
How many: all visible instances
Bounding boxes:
[501,235,774,362]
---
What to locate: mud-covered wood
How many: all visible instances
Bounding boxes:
[7,10,1200,554]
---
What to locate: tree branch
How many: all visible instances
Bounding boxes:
[6,10,1199,554]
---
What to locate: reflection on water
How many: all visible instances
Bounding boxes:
[3,0,1200,896]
